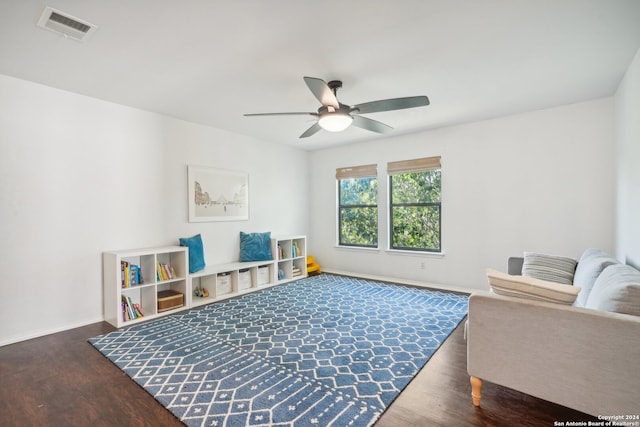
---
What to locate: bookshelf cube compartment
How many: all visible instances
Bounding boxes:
[194,276,215,299]
[217,272,232,295]
[238,269,251,291]
[120,254,154,288]
[121,285,153,322]
[292,258,306,278]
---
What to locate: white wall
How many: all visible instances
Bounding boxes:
[308,98,615,290]
[161,119,308,264]
[0,74,307,346]
[0,68,625,345]
[615,47,640,268]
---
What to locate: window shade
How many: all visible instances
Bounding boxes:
[335,164,377,179]
[387,156,441,175]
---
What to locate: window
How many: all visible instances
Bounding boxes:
[336,164,378,248]
[388,156,441,252]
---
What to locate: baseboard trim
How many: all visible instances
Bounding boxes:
[0,316,104,347]
[321,268,475,295]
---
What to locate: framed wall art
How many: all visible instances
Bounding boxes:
[188,165,249,222]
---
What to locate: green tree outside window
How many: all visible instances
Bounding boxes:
[389,170,441,252]
[338,177,378,247]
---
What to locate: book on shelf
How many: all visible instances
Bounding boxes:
[133,303,144,317]
[130,265,139,286]
[157,261,175,281]
[121,261,142,288]
[122,295,143,321]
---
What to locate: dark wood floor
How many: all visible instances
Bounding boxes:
[0,319,597,427]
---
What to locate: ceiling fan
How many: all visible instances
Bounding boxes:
[244,77,430,138]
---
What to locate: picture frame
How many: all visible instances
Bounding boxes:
[187,165,249,222]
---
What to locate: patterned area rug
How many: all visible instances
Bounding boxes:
[90,274,468,426]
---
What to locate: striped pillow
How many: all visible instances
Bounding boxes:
[522,252,577,285]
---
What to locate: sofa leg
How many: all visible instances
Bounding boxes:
[470,376,482,406]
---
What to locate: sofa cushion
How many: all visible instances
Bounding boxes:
[585,264,640,316]
[573,248,619,307]
[486,268,580,305]
[522,252,577,285]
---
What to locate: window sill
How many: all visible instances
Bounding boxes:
[334,245,381,253]
[333,245,444,258]
[385,249,445,258]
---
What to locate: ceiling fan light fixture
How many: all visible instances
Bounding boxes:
[244,77,429,139]
[318,113,353,132]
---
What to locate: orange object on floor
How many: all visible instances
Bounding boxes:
[307,255,321,276]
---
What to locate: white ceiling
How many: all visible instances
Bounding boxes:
[1,0,639,151]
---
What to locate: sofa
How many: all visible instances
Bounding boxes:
[466,248,640,417]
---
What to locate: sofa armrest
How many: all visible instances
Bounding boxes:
[467,291,640,417]
[507,256,524,275]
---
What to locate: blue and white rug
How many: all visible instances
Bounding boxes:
[90,274,468,426]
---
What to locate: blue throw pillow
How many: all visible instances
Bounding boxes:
[240,231,272,262]
[179,234,205,273]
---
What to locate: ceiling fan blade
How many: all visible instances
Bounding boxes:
[351,115,393,134]
[299,122,322,138]
[303,77,339,108]
[244,112,317,117]
[352,96,430,114]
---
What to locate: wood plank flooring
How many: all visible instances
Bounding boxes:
[0,320,597,427]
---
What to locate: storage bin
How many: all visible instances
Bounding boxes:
[238,269,251,290]
[257,265,270,285]
[157,290,184,312]
[217,272,232,295]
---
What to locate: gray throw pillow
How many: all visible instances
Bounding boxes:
[585,264,640,316]
[573,248,619,307]
[522,252,577,285]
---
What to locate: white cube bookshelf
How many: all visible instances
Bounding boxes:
[103,246,188,328]
[272,235,307,284]
[104,236,308,327]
